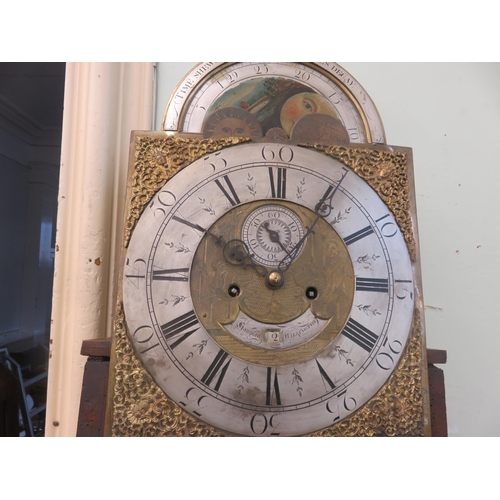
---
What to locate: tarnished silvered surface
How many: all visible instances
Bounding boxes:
[111,136,427,437]
[112,302,424,437]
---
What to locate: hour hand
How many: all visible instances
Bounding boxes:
[222,239,266,277]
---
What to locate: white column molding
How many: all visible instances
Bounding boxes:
[45,62,155,436]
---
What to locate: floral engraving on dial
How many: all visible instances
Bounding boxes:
[165,241,192,253]
[330,207,352,225]
[356,253,380,269]
[186,340,208,360]
[199,197,216,216]
[355,304,382,316]
[334,346,354,366]
[237,366,250,394]
[159,295,188,307]
[295,177,306,201]
[246,173,257,197]
[291,367,304,397]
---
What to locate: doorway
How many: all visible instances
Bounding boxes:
[0,62,65,436]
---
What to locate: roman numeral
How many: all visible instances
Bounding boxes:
[343,225,374,246]
[152,268,189,281]
[266,367,282,405]
[215,175,240,206]
[160,310,199,349]
[268,167,287,198]
[356,277,389,293]
[201,349,231,391]
[315,359,336,391]
[171,215,206,233]
[342,317,379,352]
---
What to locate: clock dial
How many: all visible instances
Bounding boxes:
[241,204,305,267]
[122,143,414,436]
[163,62,385,144]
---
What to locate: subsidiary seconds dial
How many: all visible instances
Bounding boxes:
[242,204,305,267]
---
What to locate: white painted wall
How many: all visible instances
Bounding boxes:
[154,62,500,437]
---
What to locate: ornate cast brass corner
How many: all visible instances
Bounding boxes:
[124,135,251,247]
[112,301,225,437]
[310,144,416,262]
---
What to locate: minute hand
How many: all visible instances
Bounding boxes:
[278,167,349,273]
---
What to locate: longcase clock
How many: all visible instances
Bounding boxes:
[107,62,431,437]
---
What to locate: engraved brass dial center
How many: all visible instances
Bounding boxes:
[190,200,355,365]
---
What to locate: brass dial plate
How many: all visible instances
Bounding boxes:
[190,200,355,365]
[121,142,415,436]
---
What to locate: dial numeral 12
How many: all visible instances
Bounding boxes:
[268,167,287,198]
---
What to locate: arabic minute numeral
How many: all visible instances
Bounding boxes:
[178,387,210,418]
[261,145,294,163]
[395,279,413,300]
[133,325,159,355]
[250,413,281,436]
[337,389,357,411]
[325,390,357,423]
[375,213,398,238]
[376,337,404,371]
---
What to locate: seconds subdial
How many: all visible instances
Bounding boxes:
[242,205,305,267]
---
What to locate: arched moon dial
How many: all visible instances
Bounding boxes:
[162,62,386,144]
[242,205,304,267]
